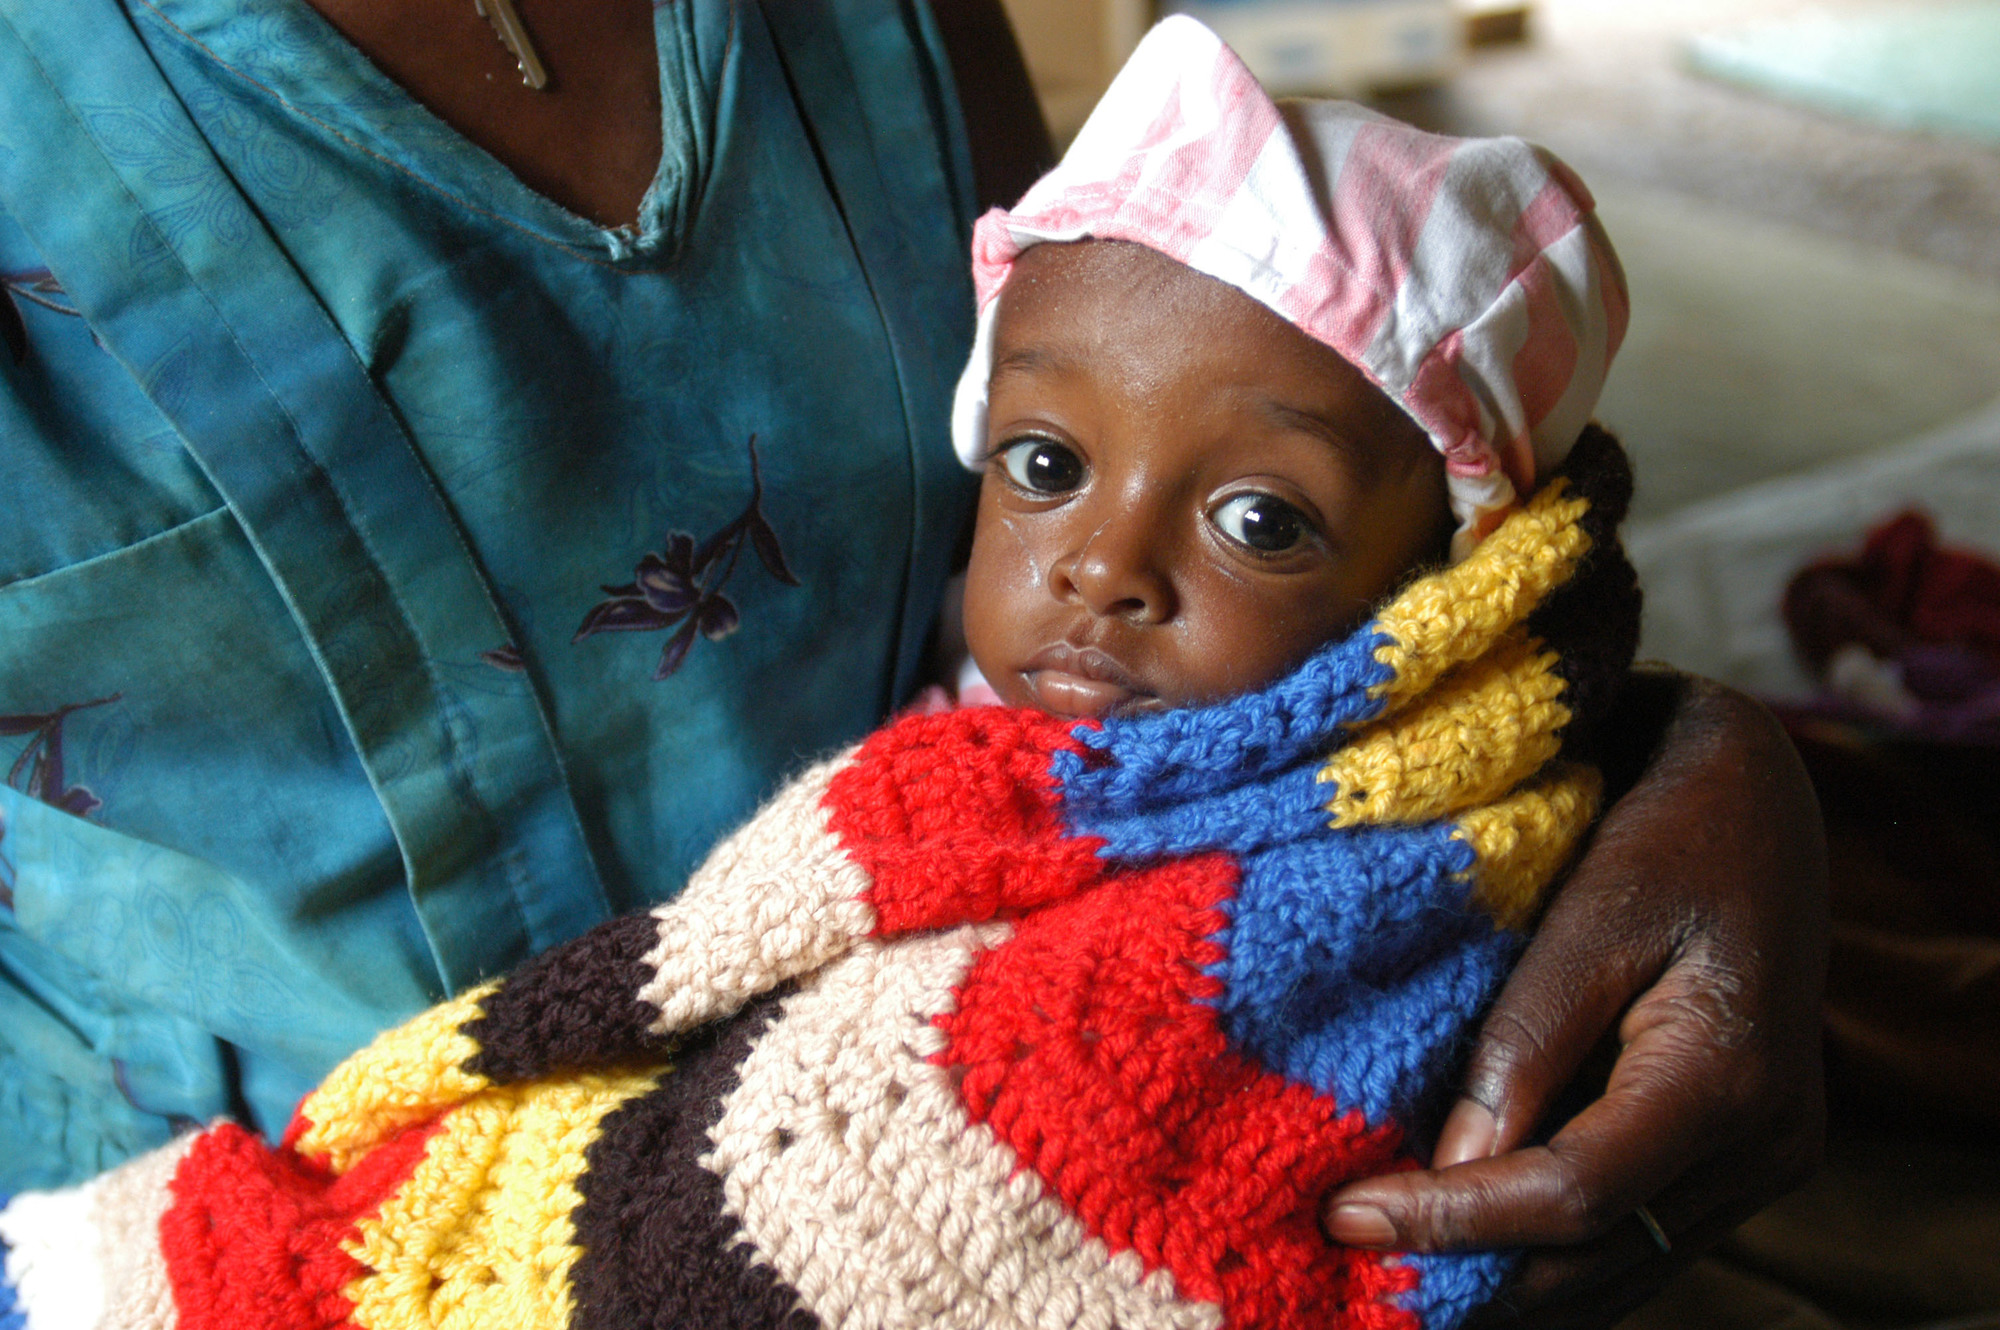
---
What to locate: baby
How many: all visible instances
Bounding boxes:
[0,18,1637,1330]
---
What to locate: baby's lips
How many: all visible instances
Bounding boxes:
[1025,668,1151,718]
[1018,641,1159,717]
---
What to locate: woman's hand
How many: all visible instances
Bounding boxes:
[1322,669,1830,1327]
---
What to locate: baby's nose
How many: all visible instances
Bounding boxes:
[1053,507,1174,623]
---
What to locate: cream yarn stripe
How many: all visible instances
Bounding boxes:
[0,1131,198,1330]
[639,748,878,1035]
[707,928,1222,1330]
[89,1135,194,1330]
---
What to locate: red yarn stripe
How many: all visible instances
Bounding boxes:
[161,1116,444,1330]
[826,705,1423,1327]
[936,853,1418,1327]
[828,707,1108,933]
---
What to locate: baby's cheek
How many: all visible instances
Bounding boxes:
[1173,579,1363,706]
[962,515,1047,697]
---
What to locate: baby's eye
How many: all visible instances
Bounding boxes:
[998,438,1086,494]
[1210,493,1310,553]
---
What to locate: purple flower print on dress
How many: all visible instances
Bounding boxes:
[478,644,528,673]
[1,268,86,364]
[0,693,121,909]
[1,694,120,818]
[575,435,799,680]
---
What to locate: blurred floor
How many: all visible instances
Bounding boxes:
[1376,0,2000,521]
[1621,1116,2000,1330]
[1380,0,2000,279]
[1592,180,2000,522]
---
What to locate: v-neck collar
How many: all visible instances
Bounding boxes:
[121,0,723,265]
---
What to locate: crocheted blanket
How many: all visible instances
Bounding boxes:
[0,434,1638,1330]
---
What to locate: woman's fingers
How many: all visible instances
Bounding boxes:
[1438,671,1823,1170]
[1323,672,1829,1306]
[1324,971,1822,1263]
[1431,843,1684,1172]
[1324,977,1741,1252]
[1466,1118,1826,1328]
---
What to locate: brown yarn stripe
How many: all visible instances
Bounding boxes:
[1527,424,1642,751]
[460,912,670,1083]
[568,990,820,1330]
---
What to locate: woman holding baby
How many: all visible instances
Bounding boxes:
[0,0,1824,1324]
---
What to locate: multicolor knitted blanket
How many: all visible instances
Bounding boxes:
[0,433,1638,1330]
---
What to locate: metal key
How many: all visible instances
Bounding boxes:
[473,0,549,90]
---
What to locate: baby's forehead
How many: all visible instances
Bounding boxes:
[992,240,1322,376]
[989,239,1430,462]
[997,238,1216,311]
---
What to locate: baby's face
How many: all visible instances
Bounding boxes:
[962,240,1450,718]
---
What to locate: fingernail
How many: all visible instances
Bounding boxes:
[1431,1099,1498,1169]
[1327,1204,1399,1249]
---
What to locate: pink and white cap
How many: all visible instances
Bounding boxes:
[950,15,1629,553]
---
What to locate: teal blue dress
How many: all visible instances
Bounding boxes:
[0,0,979,1189]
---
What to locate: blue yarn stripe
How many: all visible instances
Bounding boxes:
[1038,604,1537,1328]
[1059,626,1394,814]
[1399,1250,1517,1330]
[1065,764,1329,859]
[1206,822,1526,1125]
[1279,925,1522,1127]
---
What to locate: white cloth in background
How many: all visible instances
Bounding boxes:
[1630,394,2000,698]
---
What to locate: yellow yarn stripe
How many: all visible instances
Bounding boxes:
[1454,763,1602,931]
[1368,480,1593,717]
[295,984,498,1174]
[344,1068,661,1330]
[1317,629,1570,829]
